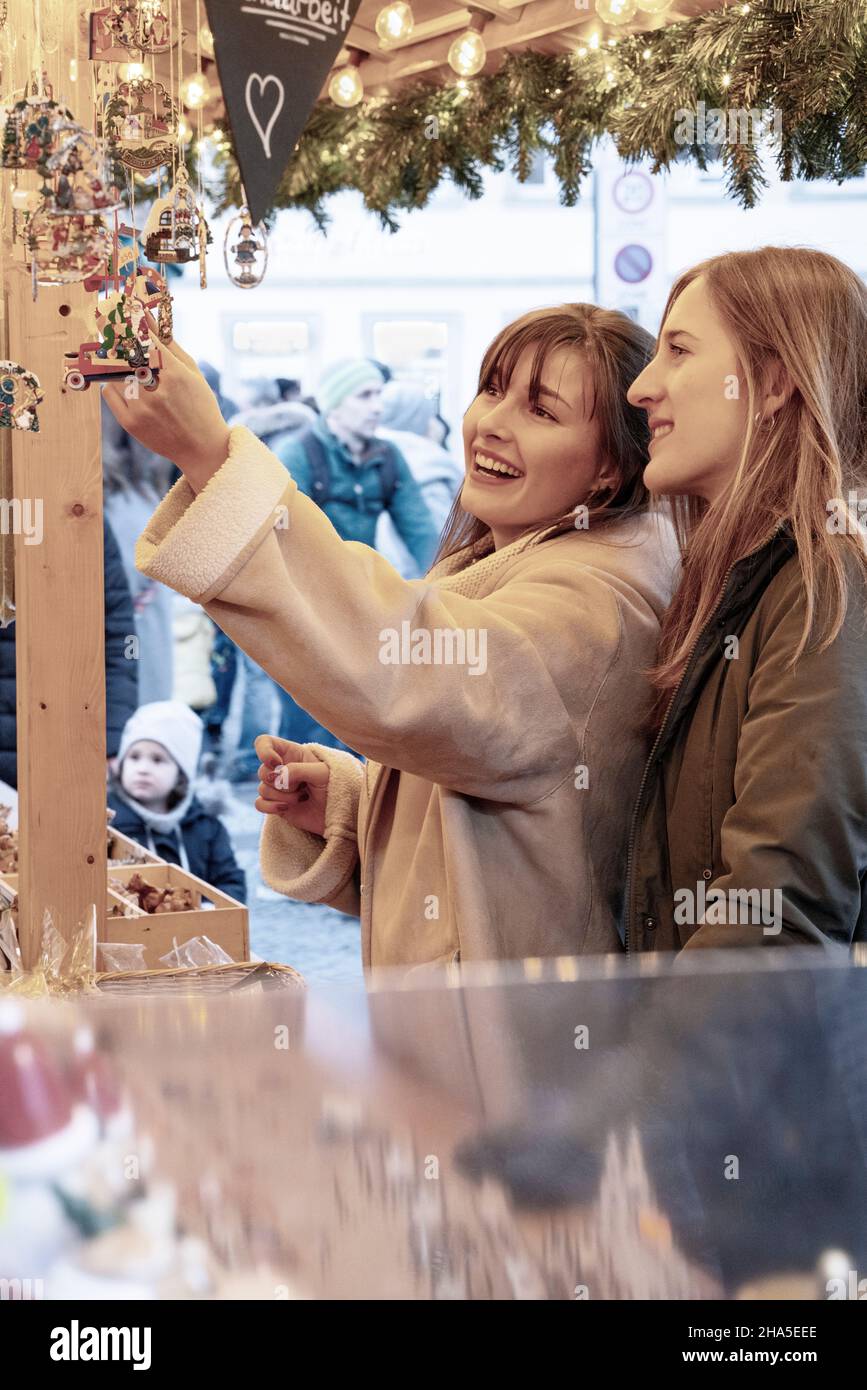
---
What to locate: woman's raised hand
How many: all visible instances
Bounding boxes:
[254,735,329,837]
[102,313,232,494]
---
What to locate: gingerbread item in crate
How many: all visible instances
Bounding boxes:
[113,871,198,915]
[0,804,17,872]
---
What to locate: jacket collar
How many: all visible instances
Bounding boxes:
[318,415,391,467]
[654,526,797,761]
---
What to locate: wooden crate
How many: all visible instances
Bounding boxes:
[106,826,166,867]
[0,871,144,921]
[105,863,249,969]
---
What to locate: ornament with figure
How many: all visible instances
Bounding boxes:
[89,3,175,61]
[98,77,177,172]
[224,207,267,289]
[63,230,167,393]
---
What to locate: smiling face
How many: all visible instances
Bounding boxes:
[461,344,612,550]
[627,275,750,505]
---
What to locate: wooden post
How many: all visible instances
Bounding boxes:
[6,266,107,969]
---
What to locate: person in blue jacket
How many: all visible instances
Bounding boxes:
[108,700,246,903]
[0,518,137,788]
[270,358,440,750]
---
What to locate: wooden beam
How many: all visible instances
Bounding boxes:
[466,0,523,23]
[5,262,108,972]
[357,0,603,85]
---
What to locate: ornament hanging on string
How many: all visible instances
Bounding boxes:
[98,76,177,172]
[1,95,75,192]
[0,362,43,432]
[141,165,210,264]
[27,211,113,297]
[44,117,122,214]
[224,207,267,290]
[89,3,175,61]
[63,269,167,393]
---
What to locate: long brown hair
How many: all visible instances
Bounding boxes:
[433,303,656,566]
[648,247,867,726]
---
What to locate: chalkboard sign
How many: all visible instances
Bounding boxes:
[204,0,363,224]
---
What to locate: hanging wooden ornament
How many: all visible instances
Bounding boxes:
[63,271,166,393]
[89,2,174,61]
[1,96,75,190]
[0,362,44,432]
[223,208,267,289]
[27,211,112,292]
[141,165,209,264]
[98,76,177,171]
[43,117,122,214]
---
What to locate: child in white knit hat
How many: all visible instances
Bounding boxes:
[108,700,246,903]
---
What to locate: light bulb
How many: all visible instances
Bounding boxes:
[118,62,146,81]
[636,0,674,13]
[180,73,212,110]
[68,58,78,82]
[595,0,637,24]
[375,3,414,47]
[198,24,215,58]
[328,67,364,108]
[448,30,486,78]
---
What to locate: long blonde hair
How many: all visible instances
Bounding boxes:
[434,303,656,566]
[649,246,867,726]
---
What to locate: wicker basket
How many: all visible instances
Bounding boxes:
[95,960,305,995]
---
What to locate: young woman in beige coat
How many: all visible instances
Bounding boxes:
[106,304,679,973]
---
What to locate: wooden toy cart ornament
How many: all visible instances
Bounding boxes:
[64,272,166,392]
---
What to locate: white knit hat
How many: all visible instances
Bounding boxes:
[118,701,203,786]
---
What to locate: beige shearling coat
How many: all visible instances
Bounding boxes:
[137,426,680,971]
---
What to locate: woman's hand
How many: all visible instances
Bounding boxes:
[102,315,232,495]
[254,735,329,838]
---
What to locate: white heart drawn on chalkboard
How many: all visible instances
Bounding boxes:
[244,73,285,159]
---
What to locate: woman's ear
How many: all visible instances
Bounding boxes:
[761,358,796,419]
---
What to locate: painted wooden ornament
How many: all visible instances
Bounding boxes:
[63,271,166,393]
[223,208,267,289]
[27,212,112,292]
[98,77,177,172]
[89,3,174,61]
[0,362,44,432]
[141,167,210,265]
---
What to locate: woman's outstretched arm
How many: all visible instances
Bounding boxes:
[109,339,630,803]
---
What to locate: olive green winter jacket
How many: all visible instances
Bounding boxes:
[625,529,867,954]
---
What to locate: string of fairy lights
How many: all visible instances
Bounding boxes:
[328,0,678,107]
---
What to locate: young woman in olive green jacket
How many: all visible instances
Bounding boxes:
[624,246,867,953]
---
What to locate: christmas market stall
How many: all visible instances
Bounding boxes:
[1,0,867,1315]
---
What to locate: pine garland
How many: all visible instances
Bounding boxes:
[210,0,867,231]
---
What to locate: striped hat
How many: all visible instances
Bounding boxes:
[317,358,384,414]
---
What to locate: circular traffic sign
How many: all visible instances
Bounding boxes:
[614,243,653,284]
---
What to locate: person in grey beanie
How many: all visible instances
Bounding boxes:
[271,358,440,749]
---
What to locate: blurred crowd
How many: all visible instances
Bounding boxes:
[0,358,463,902]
